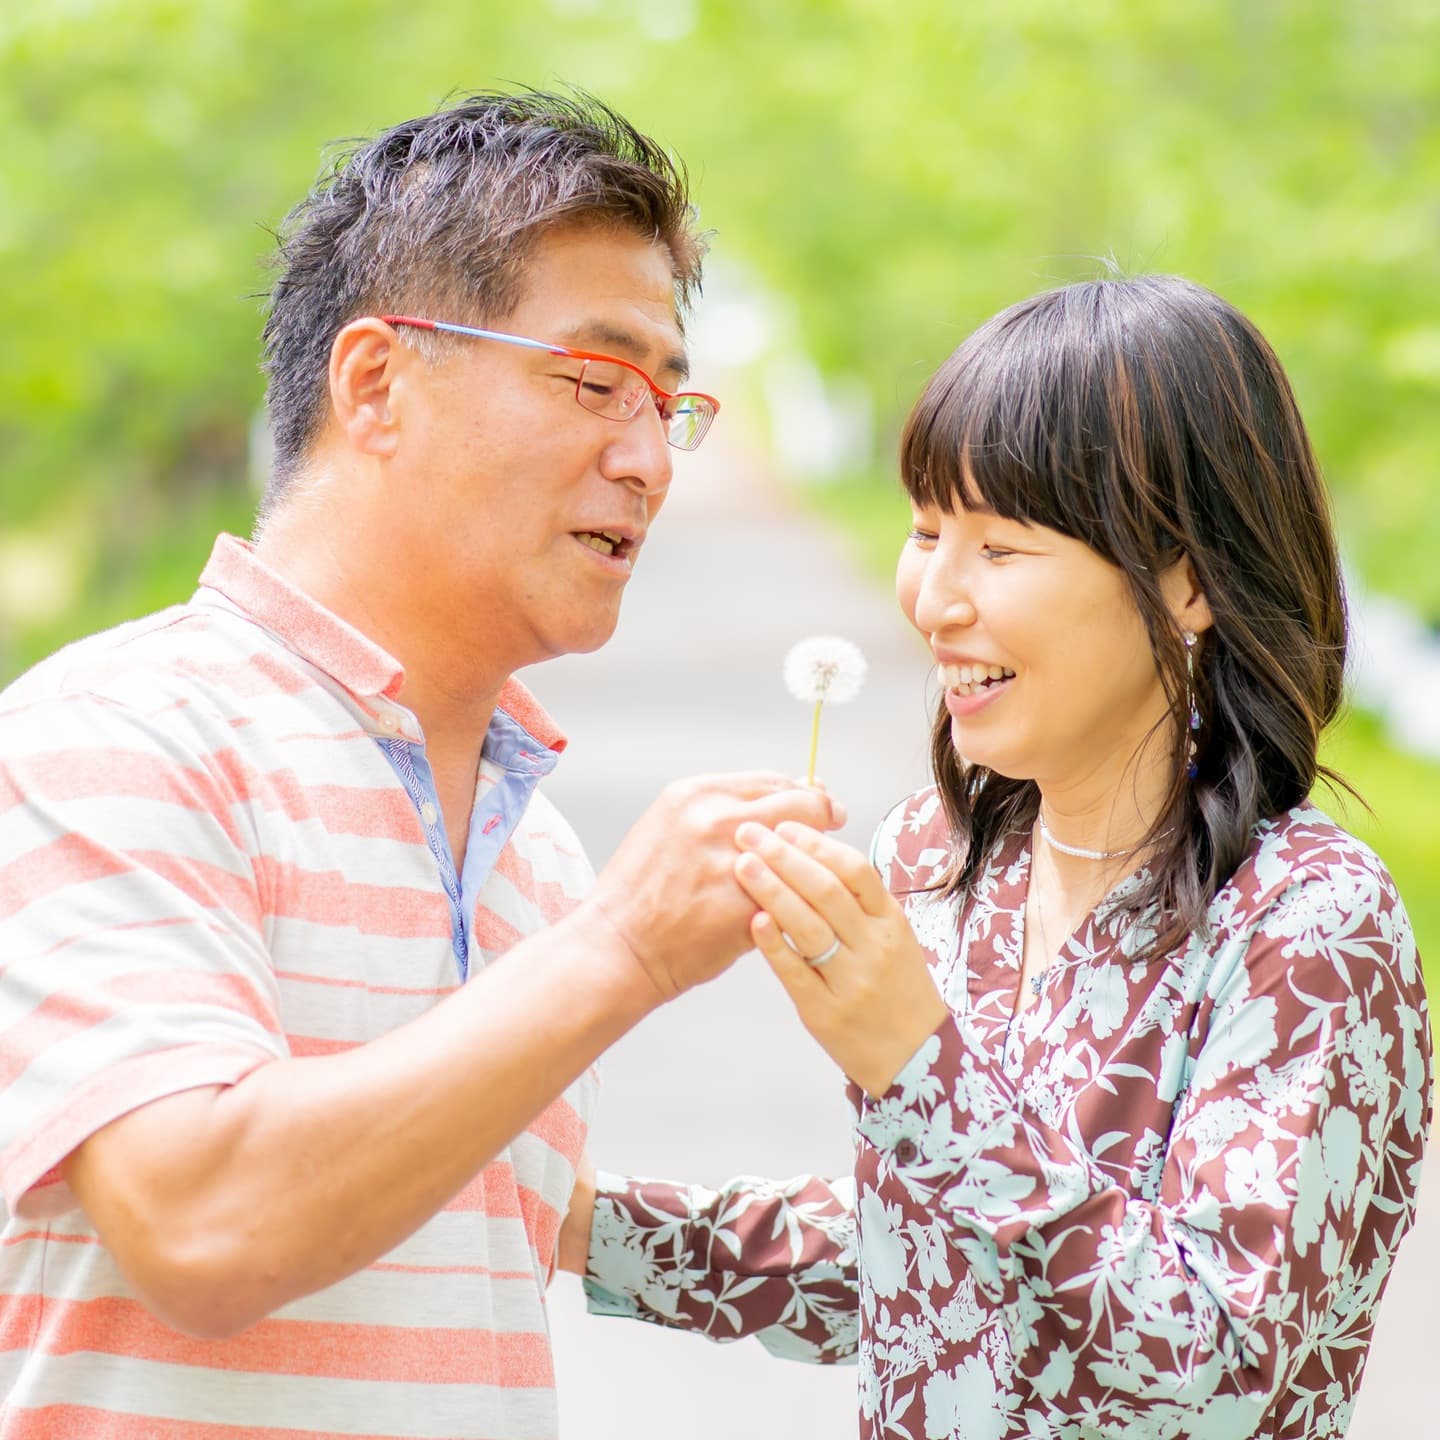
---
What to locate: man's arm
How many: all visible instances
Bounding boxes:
[61,772,843,1340]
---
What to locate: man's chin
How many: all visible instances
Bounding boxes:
[542,609,624,662]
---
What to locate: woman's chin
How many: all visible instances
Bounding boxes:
[948,727,1035,782]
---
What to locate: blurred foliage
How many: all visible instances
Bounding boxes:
[1,0,1435,1010]
[2,0,1438,675]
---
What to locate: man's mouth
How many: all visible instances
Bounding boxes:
[938,662,1016,697]
[574,529,631,559]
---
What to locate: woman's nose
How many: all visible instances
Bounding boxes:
[914,561,978,635]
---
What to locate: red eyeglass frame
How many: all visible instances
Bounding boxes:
[380,314,720,450]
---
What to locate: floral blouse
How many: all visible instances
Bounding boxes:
[585,793,1432,1440]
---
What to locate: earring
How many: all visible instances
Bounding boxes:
[1183,631,1200,779]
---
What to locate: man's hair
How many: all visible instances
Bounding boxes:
[901,274,1349,960]
[259,87,706,514]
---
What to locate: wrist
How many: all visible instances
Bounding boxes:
[564,900,671,1020]
[854,986,950,1099]
[557,1155,597,1276]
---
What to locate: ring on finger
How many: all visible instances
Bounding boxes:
[806,936,842,967]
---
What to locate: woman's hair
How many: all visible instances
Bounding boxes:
[900,275,1348,958]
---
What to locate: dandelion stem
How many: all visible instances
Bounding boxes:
[807,698,823,785]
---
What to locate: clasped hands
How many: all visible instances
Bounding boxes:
[580,772,947,1100]
[557,788,949,1279]
[733,821,949,1099]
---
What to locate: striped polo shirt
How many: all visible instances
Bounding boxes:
[0,535,597,1439]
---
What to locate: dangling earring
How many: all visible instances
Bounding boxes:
[1183,631,1200,779]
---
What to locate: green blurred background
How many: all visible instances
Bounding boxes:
[3,0,1437,1021]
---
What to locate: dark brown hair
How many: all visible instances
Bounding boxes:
[901,275,1348,958]
[259,87,706,514]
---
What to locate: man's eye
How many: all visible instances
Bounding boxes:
[906,528,938,546]
[981,545,1015,560]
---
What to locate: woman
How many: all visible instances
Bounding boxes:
[567,276,1432,1440]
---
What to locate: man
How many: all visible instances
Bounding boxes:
[0,90,839,1439]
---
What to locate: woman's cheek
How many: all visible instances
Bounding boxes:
[895,547,925,633]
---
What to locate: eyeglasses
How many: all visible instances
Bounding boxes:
[381,315,720,452]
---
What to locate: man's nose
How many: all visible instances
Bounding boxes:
[603,405,673,496]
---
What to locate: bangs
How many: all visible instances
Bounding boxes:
[899,285,1171,565]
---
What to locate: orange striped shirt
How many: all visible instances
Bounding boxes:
[0,536,596,1439]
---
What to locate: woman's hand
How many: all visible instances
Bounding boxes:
[555,1152,596,1276]
[733,821,949,1097]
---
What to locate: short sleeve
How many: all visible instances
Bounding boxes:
[0,694,286,1219]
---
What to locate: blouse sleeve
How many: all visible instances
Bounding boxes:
[582,1170,859,1363]
[855,862,1432,1435]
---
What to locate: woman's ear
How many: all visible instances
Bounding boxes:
[1160,552,1214,636]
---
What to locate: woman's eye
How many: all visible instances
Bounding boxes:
[980,544,1015,561]
[906,527,938,547]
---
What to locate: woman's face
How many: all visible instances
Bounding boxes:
[896,495,1183,793]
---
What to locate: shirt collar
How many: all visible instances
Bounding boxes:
[194,534,567,755]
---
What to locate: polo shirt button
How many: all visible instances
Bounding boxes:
[420,802,438,827]
[895,1139,919,1165]
[379,714,398,732]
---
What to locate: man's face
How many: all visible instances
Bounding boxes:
[396,222,688,673]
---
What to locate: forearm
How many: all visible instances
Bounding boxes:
[66,905,658,1337]
[584,1170,859,1362]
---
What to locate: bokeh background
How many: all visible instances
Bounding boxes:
[3,1,1438,1017]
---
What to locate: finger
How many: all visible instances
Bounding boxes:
[742,785,847,834]
[686,770,815,799]
[773,822,893,918]
[752,911,832,1004]
[733,851,836,961]
[736,823,867,943]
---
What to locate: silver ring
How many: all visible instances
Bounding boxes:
[806,936,842,967]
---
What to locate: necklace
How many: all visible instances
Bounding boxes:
[1026,863,1051,1001]
[1037,812,1135,861]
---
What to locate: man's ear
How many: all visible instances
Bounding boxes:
[328,318,412,459]
[1160,552,1214,636]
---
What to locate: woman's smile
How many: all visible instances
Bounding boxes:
[939,659,1016,716]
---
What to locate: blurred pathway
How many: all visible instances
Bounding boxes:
[529,424,929,1438]
[525,421,1437,1440]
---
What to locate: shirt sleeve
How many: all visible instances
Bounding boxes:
[855,863,1432,1435]
[582,1170,860,1364]
[0,694,287,1220]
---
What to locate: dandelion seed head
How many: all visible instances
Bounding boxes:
[783,636,867,705]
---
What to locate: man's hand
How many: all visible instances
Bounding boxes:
[57,778,840,1339]
[582,773,845,1004]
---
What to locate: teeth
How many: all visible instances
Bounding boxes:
[938,662,1016,695]
[578,532,615,556]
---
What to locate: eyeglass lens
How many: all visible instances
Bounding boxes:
[575,360,713,452]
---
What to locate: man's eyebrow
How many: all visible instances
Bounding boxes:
[559,322,690,384]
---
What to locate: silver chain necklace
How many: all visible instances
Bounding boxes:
[1026,840,1053,1001]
